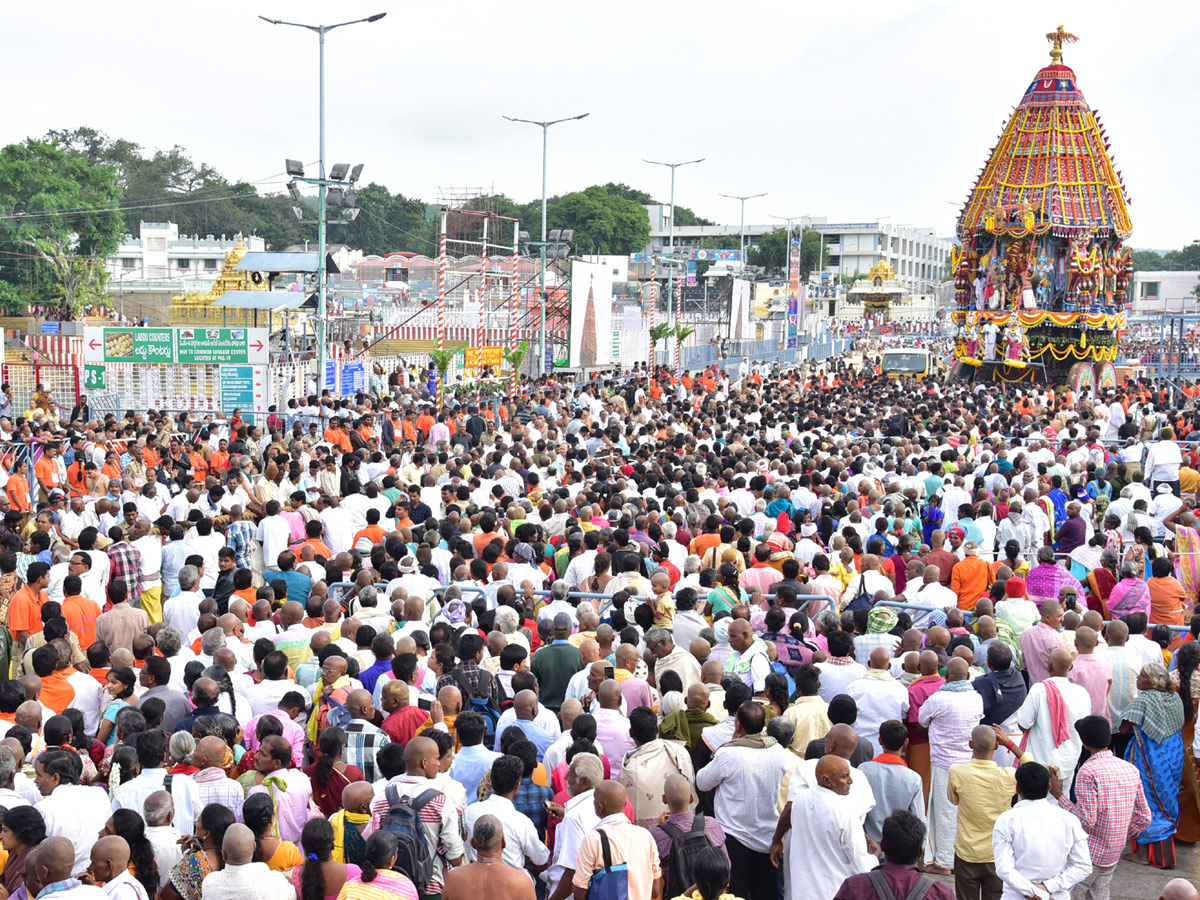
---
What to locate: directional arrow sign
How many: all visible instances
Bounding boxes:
[83,327,269,364]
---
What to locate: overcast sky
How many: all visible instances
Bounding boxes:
[6,1,1198,249]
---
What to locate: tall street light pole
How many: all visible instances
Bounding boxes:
[503,113,589,374]
[260,12,386,394]
[643,158,703,336]
[720,192,766,274]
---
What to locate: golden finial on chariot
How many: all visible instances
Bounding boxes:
[1046,25,1078,62]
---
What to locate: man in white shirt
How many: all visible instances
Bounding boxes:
[199,823,294,900]
[464,756,550,871]
[992,762,1091,900]
[111,728,202,834]
[542,752,603,900]
[845,648,910,752]
[162,567,204,637]
[256,502,292,572]
[182,520,222,591]
[34,749,114,877]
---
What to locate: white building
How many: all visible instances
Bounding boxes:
[810,222,954,296]
[1131,270,1200,314]
[642,207,953,294]
[106,222,266,293]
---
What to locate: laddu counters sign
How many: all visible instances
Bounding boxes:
[84,327,269,365]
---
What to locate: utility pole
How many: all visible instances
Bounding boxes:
[503,113,590,373]
[260,11,386,393]
[644,158,704,339]
[720,192,766,274]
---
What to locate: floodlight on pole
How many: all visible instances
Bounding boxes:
[719,192,767,273]
[285,159,305,177]
[287,181,303,202]
[329,163,350,181]
[261,10,386,397]
[502,111,590,374]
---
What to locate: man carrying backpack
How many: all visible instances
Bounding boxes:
[649,774,727,899]
[571,781,662,900]
[371,735,464,900]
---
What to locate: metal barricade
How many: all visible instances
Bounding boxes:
[796,597,836,618]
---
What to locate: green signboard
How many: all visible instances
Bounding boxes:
[84,327,269,365]
[82,364,106,391]
[219,365,255,412]
[91,329,175,364]
[178,328,265,364]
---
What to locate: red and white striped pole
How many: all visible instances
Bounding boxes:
[510,225,520,394]
[648,262,656,370]
[477,217,488,356]
[436,210,447,409]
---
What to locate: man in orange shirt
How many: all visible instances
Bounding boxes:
[689,515,723,561]
[9,561,50,670]
[352,508,388,551]
[209,438,231,475]
[415,408,435,441]
[948,541,992,610]
[34,443,64,499]
[61,570,101,649]
[323,419,353,452]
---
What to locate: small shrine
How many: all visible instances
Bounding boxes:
[847,258,906,320]
[951,26,1132,392]
[169,236,270,326]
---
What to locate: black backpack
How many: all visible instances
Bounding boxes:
[661,814,715,897]
[379,785,439,896]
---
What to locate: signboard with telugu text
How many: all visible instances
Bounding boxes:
[83,327,269,365]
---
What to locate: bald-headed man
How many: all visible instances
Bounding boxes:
[343,688,389,782]
[199,822,294,900]
[948,723,1033,900]
[142,789,182,893]
[592,680,635,777]
[918,657,984,874]
[90,835,146,900]
[272,600,315,672]
[771,755,874,900]
[34,836,105,900]
[380,679,433,746]
[1014,646,1092,797]
[845,645,910,752]
[905,649,946,802]
[370,736,464,897]
[444,815,536,900]
[571,781,662,900]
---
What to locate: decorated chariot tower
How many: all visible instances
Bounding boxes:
[952,26,1132,393]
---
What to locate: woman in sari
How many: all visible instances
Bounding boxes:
[1163,506,1200,601]
[161,803,236,900]
[1084,548,1120,619]
[243,791,303,873]
[1169,642,1200,844]
[335,831,418,900]
[303,726,364,817]
[1131,525,1169,581]
[1108,560,1152,620]
[1121,662,1188,868]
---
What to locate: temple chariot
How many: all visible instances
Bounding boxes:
[951,26,1132,394]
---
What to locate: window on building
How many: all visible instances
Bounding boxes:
[1141,282,1160,300]
[205,258,218,270]
[120,257,136,270]
[176,258,189,270]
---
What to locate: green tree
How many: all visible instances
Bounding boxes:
[546,186,650,255]
[427,348,459,407]
[800,228,826,279]
[1131,248,1166,271]
[748,227,788,274]
[0,138,123,316]
[1163,243,1200,271]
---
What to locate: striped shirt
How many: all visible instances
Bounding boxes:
[224,520,257,570]
[370,775,464,896]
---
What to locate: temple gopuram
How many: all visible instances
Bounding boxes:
[169,236,270,326]
[952,26,1132,393]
